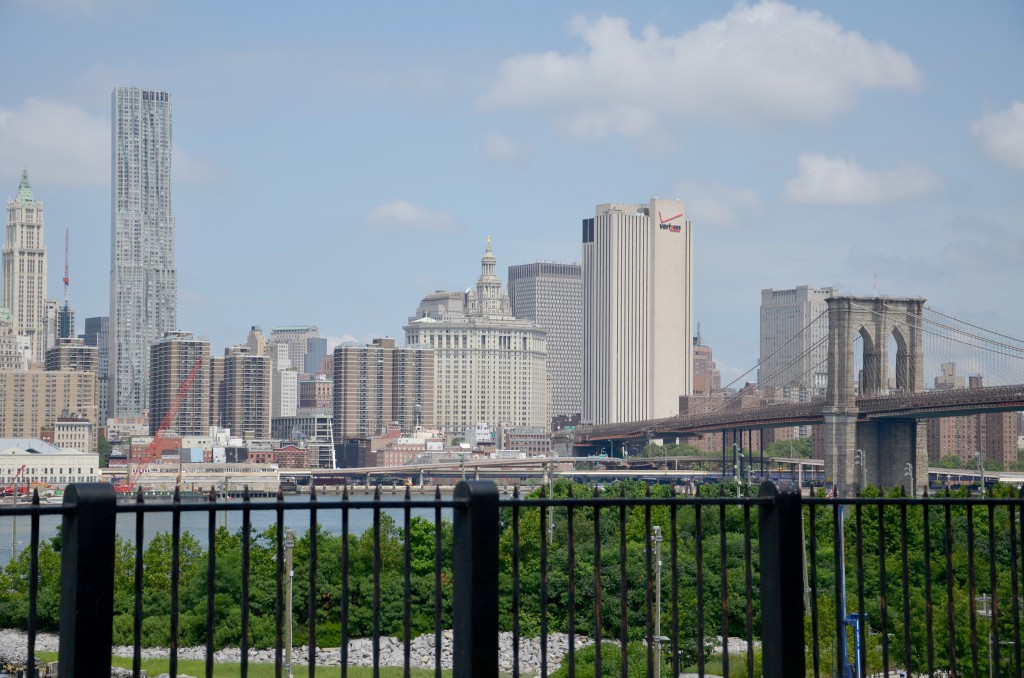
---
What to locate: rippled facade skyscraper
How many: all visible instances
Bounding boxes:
[109,87,176,418]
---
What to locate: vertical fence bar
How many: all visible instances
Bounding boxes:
[308,485,318,678]
[922,491,935,676]
[452,480,498,678]
[855,504,867,677]
[133,489,145,677]
[207,487,217,678]
[567,485,576,678]
[718,502,729,678]
[758,480,805,677]
[644,488,654,677]
[743,501,754,678]
[669,487,679,678]
[341,484,350,678]
[833,502,844,678]
[373,485,381,677]
[241,487,251,678]
[27,491,39,677]
[809,502,820,678]
[876,503,889,675]
[275,488,284,678]
[695,503,705,677]
[593,485,602,678]
[512,486,521,678]
[966,501,979,673]
[944,502,957,673]
[1010,500,1022,677]
[170,487,182,678]
[403,486,412,678]
[987,503,1000,676]
[899,490,912,675]
[57,482,117,678]
[619,486,628,678]
[540,482,549,678]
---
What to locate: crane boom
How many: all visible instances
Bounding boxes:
[117,356,205,493]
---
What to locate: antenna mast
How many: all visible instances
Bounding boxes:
[63,227,70,305]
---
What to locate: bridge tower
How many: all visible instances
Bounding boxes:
[823,296,928,494]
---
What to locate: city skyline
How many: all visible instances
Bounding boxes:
[1,1,1021,386]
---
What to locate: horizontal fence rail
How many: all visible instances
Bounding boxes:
[0,479,1021,677]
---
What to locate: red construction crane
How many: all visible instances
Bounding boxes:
[2,465,28,496]
[115,356,204,493]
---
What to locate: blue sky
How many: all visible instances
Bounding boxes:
[1,0,1022,385]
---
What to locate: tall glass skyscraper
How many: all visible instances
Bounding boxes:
[110,87,176,418]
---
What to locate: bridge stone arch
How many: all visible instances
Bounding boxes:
[823,296,927,494]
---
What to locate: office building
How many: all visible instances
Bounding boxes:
[759,286,836,394]
[80,316,110,424]
[0,308,26,370]
[270,326,319,374]
[305,336,328,375]
[507,261,582,420]
[299,374,332,409]
[3,170,48,365]
[404,240,549,434]
[692,329,721,396]
[333,337,435,440]
[45,337,98,374]
[221,345,271,440]
[149,331,210,436]
[269,341,297,418]
[582,199,694,425]
[110,86,176,419]
[271,408,335,469]
[0,369,97,439]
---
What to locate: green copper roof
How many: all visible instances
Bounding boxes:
[0,308,11,322]
[16,169,34,203]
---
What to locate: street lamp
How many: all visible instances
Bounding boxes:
[854,449,867,493]
[652,526,664,678]
[976,452,986,495]
[284,529,295,678]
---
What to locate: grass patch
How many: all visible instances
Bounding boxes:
[37,652,450,677]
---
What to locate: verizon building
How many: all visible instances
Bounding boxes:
[582,199,694,425]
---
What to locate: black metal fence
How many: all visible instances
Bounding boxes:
[0,479,1021,677]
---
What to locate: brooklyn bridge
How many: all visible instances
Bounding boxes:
[573,295,1024,495]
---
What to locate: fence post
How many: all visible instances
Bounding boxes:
[58,482,117,677]
[758,479,806,677]
[452,480,499,678]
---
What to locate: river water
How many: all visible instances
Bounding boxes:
[0,493,453,565]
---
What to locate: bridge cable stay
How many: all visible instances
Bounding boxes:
[704,310,830,414]
[846,301,1024,388]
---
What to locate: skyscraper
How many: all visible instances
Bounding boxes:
[3,170,47,365]
[507,261,582,420]
[758,286,836,394]
[582,199,694,425]
[110,87,176,419]
[80,316,110,424]
[149,331,210,436]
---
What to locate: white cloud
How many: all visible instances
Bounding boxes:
[326,335,359,351]
[480,131,525,164]
[365,199,461,234]
[173,145,225,184]
[971,101,1024,171]
[783,153,942,205]
[0,99,108,186]
[675,181,761,229]
[477,2,922,140]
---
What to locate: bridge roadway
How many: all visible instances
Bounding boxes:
[573,383,1024,446]
[281,455,1024,488]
